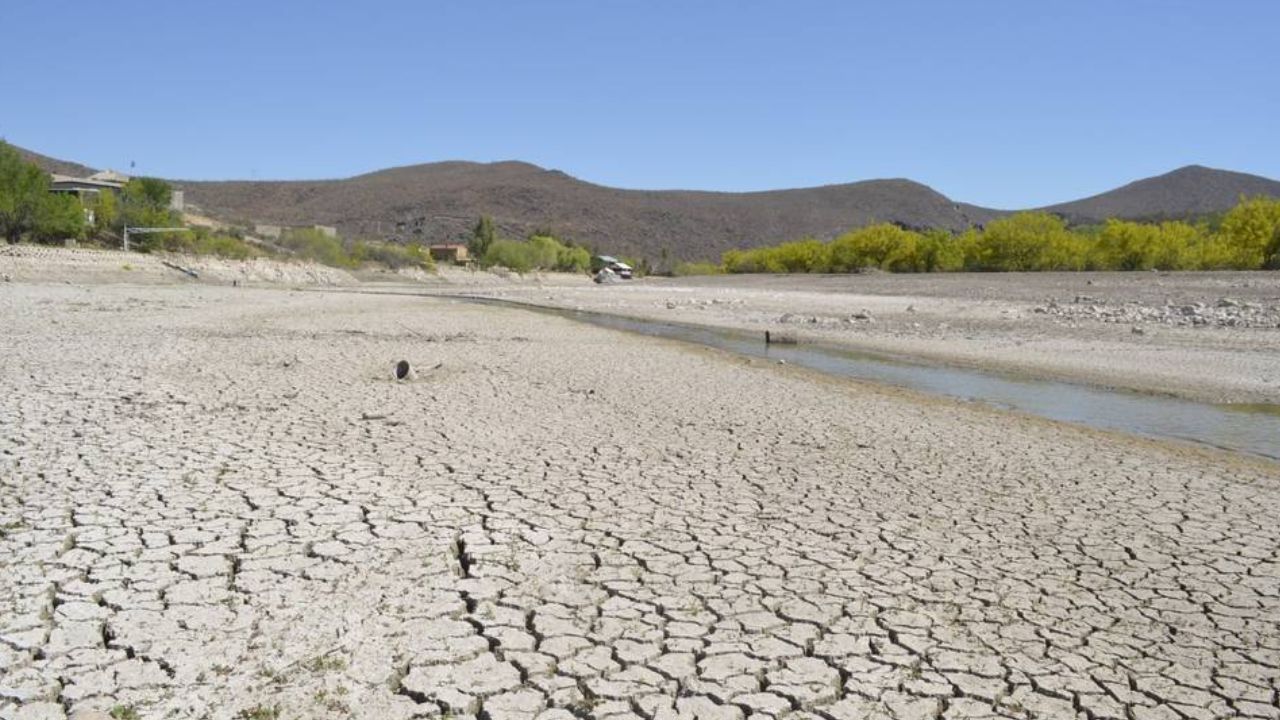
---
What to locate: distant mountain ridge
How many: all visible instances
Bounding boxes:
[13,144,1280,260]
[1042,165,1280,223]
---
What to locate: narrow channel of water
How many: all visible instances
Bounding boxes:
[460,296,1280,461]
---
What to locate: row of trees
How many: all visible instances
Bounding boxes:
[718,197,1280,274]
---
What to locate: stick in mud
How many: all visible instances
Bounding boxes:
[765,330,798,345]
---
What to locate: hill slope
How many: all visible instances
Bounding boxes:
[173,162,994,260]
[15,146,98,178]
[1042,165,1280,222]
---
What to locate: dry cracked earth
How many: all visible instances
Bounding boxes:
[1,284,1278,720]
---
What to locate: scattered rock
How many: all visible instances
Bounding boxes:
[1033,296,1280,329]
[394,360,415,381]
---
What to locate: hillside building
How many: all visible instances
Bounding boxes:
[428,243,469,264]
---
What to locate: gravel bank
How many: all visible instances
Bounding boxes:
[1,282,1277,719]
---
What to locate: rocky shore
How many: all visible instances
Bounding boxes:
[1034,294,1280,329]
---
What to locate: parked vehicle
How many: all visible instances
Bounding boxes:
[591,255,634,280]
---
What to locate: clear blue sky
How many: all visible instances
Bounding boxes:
[2,0,1277,208]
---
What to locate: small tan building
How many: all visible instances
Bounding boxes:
[428,243,469,264]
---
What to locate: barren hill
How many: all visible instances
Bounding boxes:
[173,162,995,261]
[1042,165,1280,223]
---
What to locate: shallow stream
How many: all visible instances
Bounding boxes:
[460,296,1280,461]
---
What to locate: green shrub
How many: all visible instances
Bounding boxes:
[484,238,535,272]
[350,239,434,270]
[192,233,260,260]
[556,243,591,272]
[278,228,353,267]
[0,141,86,243]
[32,191,86,242]
[482,233,589,273]
[1097,219,1200,270]
[916,229,966,272]
[829,224,920,271]
[1217,196,1280,269]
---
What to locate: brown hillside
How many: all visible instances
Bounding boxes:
[1043,165,1280,222]
[15,146,98,178]
[173,162,995,260]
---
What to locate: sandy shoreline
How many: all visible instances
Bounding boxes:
[2,273,1278,719]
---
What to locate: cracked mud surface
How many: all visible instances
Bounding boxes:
[2,284,1279,720]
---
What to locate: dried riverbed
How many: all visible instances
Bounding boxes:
[1,277,1278,720]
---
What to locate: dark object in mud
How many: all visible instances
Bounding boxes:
[394,360,412,380]
[765,330,797,345]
